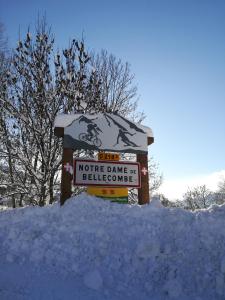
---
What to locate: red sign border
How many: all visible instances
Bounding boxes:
[74,159,141,188]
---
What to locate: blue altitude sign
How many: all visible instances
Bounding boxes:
[63,113,150,153]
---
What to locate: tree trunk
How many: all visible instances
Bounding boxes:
[39,183,46,206]
[49,175,54,204]
[19,194,24,207]
[7,146,16,208]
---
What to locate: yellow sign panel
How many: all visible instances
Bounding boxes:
[87,186,128,198]
[98,152,120,161]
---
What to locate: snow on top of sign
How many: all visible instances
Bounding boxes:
[140,124,154,138]
[54,113,154,137]
[54,113,82,128]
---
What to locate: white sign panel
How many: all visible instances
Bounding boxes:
[64,113,148,153]
[74,159,141,188]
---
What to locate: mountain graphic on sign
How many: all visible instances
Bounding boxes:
[64,113,148,153]
[78,115,98,124]
[118,115,146,133]
[103,114,127,131]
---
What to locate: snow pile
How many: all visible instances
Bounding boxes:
[1,193,225,299]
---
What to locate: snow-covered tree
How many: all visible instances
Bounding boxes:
[1,18,107,206]
[1,22,60,206]
[1,18,159,207]
[91,50,144,121]
[149,158,163,194]
[128,156,162,203]
[212,176,225,205]
[0,22,17,207]
[183,185,212,210]
[158,194,183,208]
[217,176,225,194]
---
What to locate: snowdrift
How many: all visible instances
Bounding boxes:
[1,193,225,300]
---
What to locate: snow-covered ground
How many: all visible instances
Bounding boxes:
[1,193,225,300]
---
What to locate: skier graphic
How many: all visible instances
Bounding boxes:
[114,128,138,147]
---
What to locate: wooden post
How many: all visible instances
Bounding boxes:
[137,153,149,205]
[60,147,73,206]
[136,137,154,205]
[54,127,73,206]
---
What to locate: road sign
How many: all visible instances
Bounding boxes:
[74,159,140,188]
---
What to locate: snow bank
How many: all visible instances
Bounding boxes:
[0,193,225,299]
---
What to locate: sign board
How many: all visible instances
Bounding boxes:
[64,113,149,153]
[98,152,120,161]
[74,159,140,188]
[54,113,154,206]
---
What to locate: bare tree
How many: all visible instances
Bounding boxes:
[157,194,184,208]
[149,158,163,194]
[218,176,225,194]
[213,176,225,205]
[91,50,145,121]
[1,22,60,206]
[0,22,18,207]
[183,185,212,210]
[1,18,151,207]
[128,155,162,203]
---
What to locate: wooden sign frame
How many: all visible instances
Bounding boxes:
[54,120,154,206]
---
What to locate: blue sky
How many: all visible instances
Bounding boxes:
[1,0,225,198]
